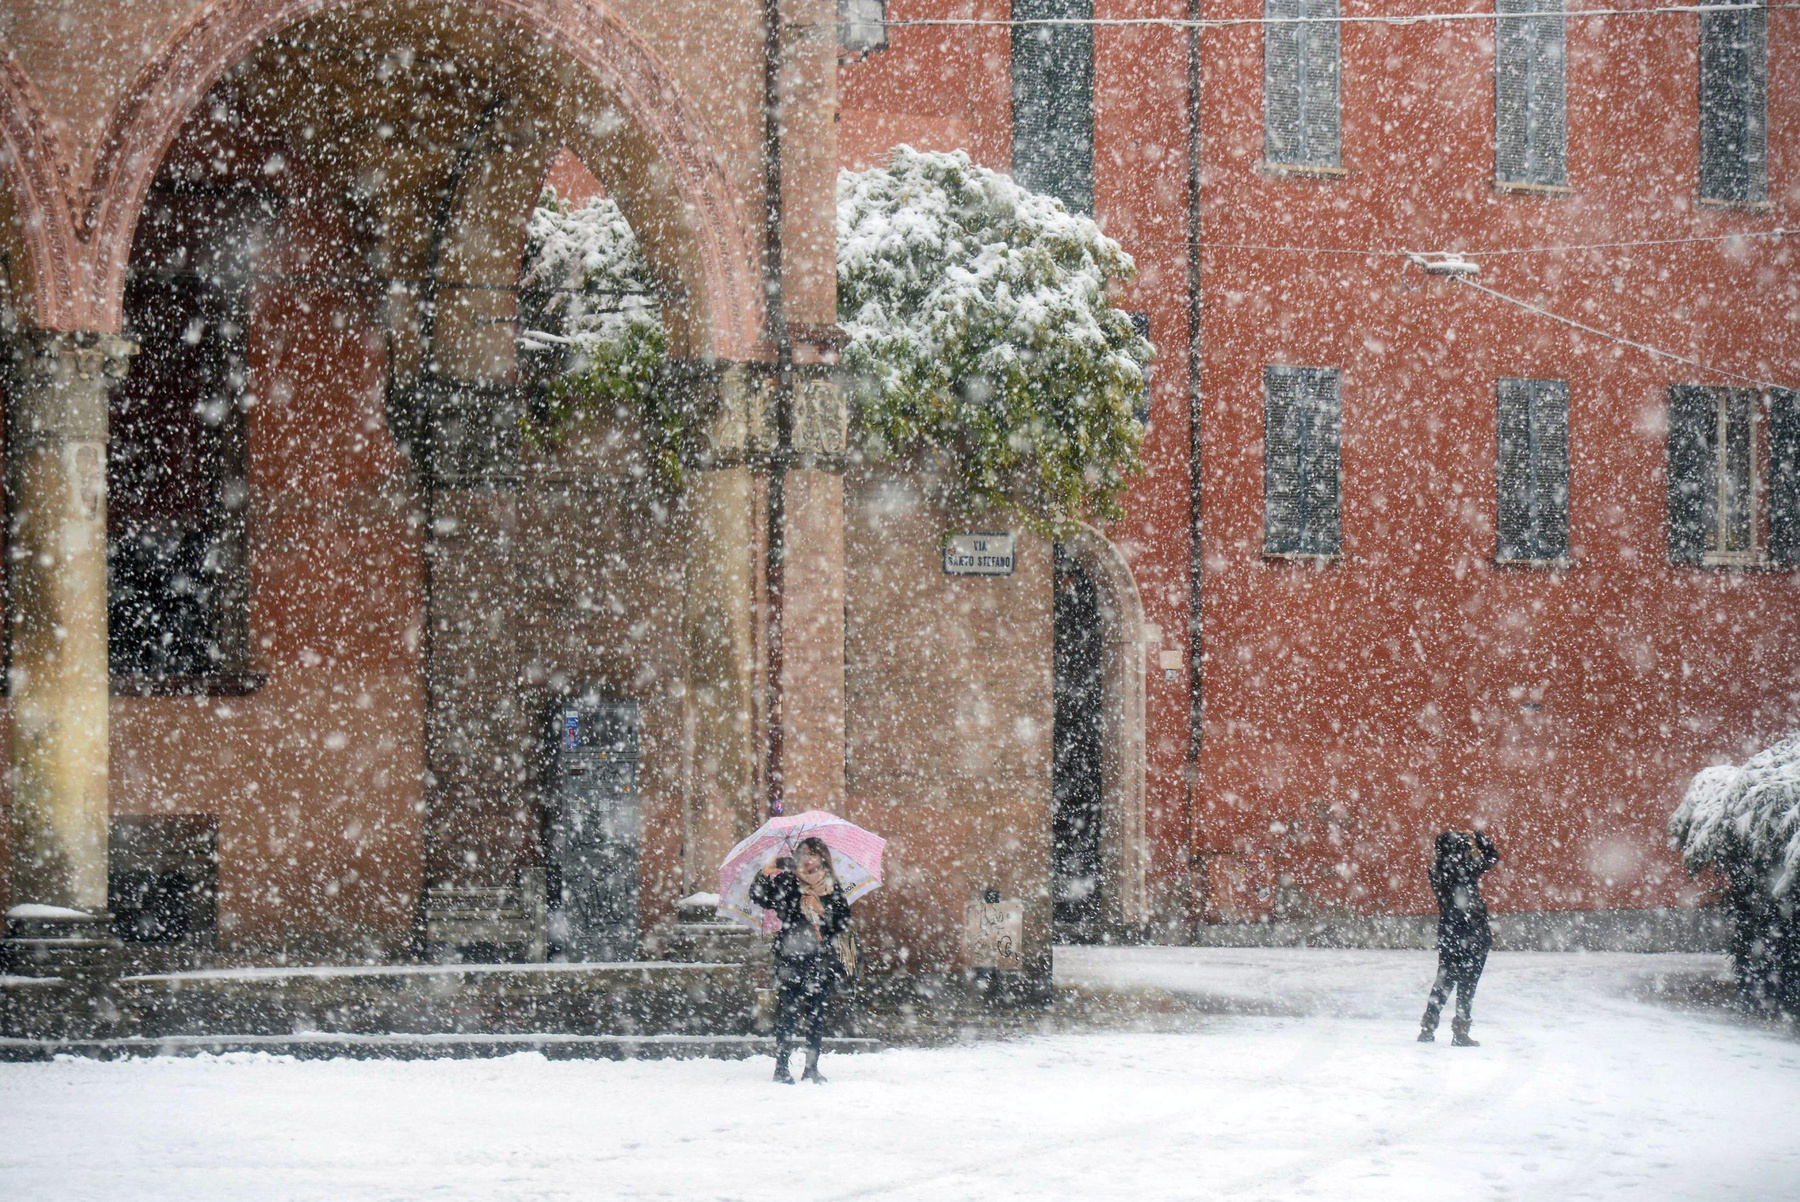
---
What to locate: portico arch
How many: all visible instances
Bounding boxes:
[81,0,762,359]
[0,56,79,330]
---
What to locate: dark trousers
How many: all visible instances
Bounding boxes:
[1422,947,1487,1032]
[774,974,830,1060]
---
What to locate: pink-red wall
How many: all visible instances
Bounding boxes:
[843,1,1800,924]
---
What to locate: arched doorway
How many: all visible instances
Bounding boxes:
[1051,525,1150,940]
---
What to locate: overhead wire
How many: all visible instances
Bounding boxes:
[883,2,1800,31]
[1448,275,1797,390]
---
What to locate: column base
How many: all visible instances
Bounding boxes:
[1,906,121,980]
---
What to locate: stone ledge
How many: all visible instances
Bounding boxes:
[1189,907,1728,954]
[0,1032,884,1062]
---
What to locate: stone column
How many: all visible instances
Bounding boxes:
[775,368,848,810]
[677,364,767,895]
[2,330,134,967]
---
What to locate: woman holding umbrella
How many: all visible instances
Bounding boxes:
[750,837,851,1083]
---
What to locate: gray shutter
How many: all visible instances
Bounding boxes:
[1532,1,1568,185]
[1264,0,1304,165]
[1264,367,1305,554]
[1494,0,1534,183]
[1667,385,1716,564]
[1012,0,1095,214]
[1769,388,1800,565]
[1496,0,1567,187]
[1303,369,1343,554]
[1532,379,1570,559]
[1700,8,1768,204]
[1496,378,1534,559]
[1299,0,1342,167]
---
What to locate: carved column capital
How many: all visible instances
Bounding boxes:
[3,330,137,448]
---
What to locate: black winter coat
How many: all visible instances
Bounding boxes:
[749,869,850,986]
[1430,830,1499,963]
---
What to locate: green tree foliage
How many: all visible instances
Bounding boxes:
[838,147,1151,535]
[516,189,676,480]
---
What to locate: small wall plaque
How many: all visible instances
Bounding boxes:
[943,532,1015,576]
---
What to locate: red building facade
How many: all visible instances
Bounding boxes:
[843,0,1800,933]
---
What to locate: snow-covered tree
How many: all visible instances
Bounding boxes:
[517,189,674,476]
[838,147,1151,535]
[1670,737,1800,1012]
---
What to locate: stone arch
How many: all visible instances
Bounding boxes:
[80,0,761,357]
[0,56,80,329]
[1057,523,1150,929]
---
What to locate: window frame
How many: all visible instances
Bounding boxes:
[1495,377,1571,567]
[1263,0,1343,172]
[1698,4,1769,207]
[1494,0,1569,191]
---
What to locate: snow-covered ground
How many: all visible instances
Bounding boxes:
[2,948,1796,1201]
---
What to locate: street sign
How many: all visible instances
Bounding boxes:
[943,532,1015,576]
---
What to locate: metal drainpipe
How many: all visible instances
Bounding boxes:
[762,0,793,817]
[1183,0,1206,926]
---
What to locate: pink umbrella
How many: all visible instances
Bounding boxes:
[716,810,887,932]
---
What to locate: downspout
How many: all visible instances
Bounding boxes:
[1183,0,1206,928]
[762,0,793,816]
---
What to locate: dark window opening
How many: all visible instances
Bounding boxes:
[110,183,268,686]
[109,814,219,945]
[1053,546,1105,930]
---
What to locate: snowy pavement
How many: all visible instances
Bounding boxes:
[2,948,1796,1201]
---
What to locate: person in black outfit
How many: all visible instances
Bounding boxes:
[1419,829,1500,1046]
[749,836,851,1083]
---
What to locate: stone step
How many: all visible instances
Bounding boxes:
[0,1031,882,1062]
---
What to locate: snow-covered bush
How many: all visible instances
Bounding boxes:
[838,147,1151,535]
[1670,736,1800,1014]
[517,189,675,477]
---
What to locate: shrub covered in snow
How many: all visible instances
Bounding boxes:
[838,147,1151,535]
[1670,736,1800,1013]
[516,189,676,477]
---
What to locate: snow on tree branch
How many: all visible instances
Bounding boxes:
[838,147,1152,535]
[1670,734,1800,895]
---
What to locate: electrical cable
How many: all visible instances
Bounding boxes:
[883,2,1799,32]
[1122,228,1794,257]
[1449,274,1797,390]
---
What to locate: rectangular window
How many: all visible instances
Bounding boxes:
[1264,366,1342,557]
[1667,385,1800,565]
[1495,0,1567,188]
[1264,0,1341,169]
[1699,5,1768,204]
[839,0,888,54]
[110,184,260,688]
[1496,378,1570,563]
[1012,0,1095,214]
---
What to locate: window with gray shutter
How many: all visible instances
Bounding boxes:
[1264,366,1342,556]
[1013,0,1095,214]
[1699,6,1768,204]
[1496,379,1570,563]
[1667,384,1794,564]
[1264,0,1341,169]
[1495,0,1567,187]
